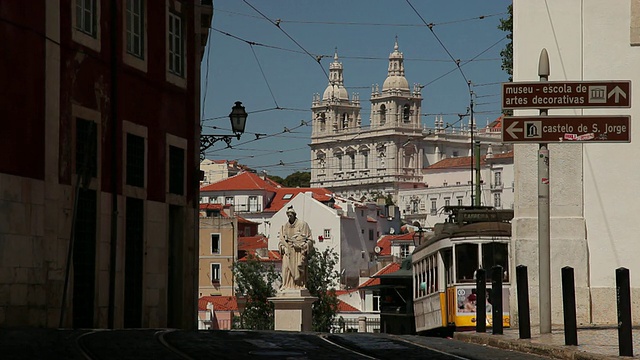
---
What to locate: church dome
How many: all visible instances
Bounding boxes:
[322,84,349,101]
[382,75,409,91]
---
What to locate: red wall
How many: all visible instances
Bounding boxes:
[0,2,46,179]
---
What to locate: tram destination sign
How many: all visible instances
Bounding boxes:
[502,81,631,109]
[502,115,631,143]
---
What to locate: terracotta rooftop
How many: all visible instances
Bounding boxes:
[200,171,277,192]
[198,296,238,311]
[237,235,268,252]
[337,300,360,313]
[358,262,401,289]
[376,233,415,256]
[264,187,332,213]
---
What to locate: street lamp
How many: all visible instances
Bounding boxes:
[200,101,247,160]
[412,226,425,247]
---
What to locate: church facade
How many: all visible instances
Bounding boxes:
[309,40,509,203]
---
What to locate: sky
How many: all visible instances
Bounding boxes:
[201,0,512,178]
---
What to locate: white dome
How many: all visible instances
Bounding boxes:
[322,84,349,100]
[382,75,409,91]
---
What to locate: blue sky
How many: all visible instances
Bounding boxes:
[201,0,512,178]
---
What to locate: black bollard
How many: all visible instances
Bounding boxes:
[476,268,486,333]
[616,267,633,357]
[561,266,578,346]
[516,265,531,339]
[491,265,503,335]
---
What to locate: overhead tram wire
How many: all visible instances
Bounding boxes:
[242,0,329,80]
[213,6,506,28]
[249,44,279,108]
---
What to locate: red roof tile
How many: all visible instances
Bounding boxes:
[200,171,277,192]
[264,187,332,213]
[337,300,360,312]
[238,250,281,262]
[376,233,415,256]
[198,296,238,311]
[237,235,268,252]
[358,262,401,289]
[366,216,377,223]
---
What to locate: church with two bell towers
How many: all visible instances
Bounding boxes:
[309,39,508,204]
[310,40,427,201]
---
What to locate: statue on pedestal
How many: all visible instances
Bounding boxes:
[278,206,314,291]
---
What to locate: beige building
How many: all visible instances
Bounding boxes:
[199,206,238,297]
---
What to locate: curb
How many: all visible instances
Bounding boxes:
[453,332,623,360]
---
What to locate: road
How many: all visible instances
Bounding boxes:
[3,329,551,360]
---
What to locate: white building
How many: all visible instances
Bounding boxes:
[512,0,639,325]
[398,149,514,227]
[309,40,510,203]
[267,192,401,288]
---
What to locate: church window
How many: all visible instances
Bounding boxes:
[349,153,355,170]
[342,113,348,129]
[363,151,369,169]
[379,105,386,125]
[403,104,411,122]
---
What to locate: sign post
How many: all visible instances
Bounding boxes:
[503,49,632,335]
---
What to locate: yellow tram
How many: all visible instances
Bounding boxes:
[412,206,514,334]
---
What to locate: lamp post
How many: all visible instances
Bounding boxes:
[200,101,247,161]
[412,226,425,247]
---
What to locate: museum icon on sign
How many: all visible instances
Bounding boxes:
[524,121,542,139]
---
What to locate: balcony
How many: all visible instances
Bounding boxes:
[491,183,503,190]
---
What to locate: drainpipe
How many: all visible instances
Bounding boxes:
[107,0,119,329]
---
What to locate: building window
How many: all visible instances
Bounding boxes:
[403,104,411,122]
[400,244,410,259]
[444,198,450,207]
[349,153,355,170]
[337,154,343,172]
[126,133,145,187]
[168,12,184,77]
[369,229,374,241]
[210,263,220,283]
[76,0,97,37]
[373,291,380,312]
[363,151,369,169]
[211,233,220,254]
[379,105,386,125]
[248,196,259,212]
[225,197,234,205]
[168,145,184,195]
[126,0,144,58]
[494,193,502,208]
[495,171,502,187]
[457,197,463,206]
[430,199,437,215]
[323,229,331,239]
[76,118,98,179]
[412,201,419,214]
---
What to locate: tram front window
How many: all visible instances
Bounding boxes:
[455,244,478,282]
[482,242,509,282]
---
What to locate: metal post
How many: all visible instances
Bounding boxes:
[516,265,531,339]
[491,265,503,335]
[561,266,578,345]
[538,48,552,334]
[474,140,481,206]
[476,268,486,333]
[616,267,633,357]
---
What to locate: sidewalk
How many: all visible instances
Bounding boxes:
[454,326,640,360]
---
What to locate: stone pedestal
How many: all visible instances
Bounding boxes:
[268,289,317,332]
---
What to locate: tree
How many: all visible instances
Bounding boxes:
[283,171,311,188]
[231,255,280,330]
[306,247,340,332]
[498,4,513,81]
[267,175,285,185]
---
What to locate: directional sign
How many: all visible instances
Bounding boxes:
[502,115,631,143]
[502,81,631,109]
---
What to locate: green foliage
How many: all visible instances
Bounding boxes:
[498,4,513,81]
[231,255,280,330]
[306,247,340,332]
[267,175,285,185]
[269,171,311,188]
